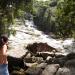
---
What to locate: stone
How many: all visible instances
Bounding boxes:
[41,64,59,75]
[23,56,44,63]
[36,63,47,69]
[31,56,44,63]
[66,52,75,60]
[26,43,57,54]
[25,67,43,75]
[56,67,75,75]
[36,52,66,60]
[65,59,75,68]
[53,57,66,67]
[11,69,25,75]
[46,56,52,61]
[56,59,75,75]
[25,63,38,68]
[7,56,25,73]
[56,67,71,75]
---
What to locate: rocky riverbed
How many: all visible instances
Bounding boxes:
[7,19,75,75]
[8,43,75,75]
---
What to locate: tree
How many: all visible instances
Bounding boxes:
[33,0,75,38]
[55,0,75,38]
[0,0,32,36]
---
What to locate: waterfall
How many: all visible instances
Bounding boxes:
[7,19,75,58]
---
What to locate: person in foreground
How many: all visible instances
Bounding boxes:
[0,35,9,75]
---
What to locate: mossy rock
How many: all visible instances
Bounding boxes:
[11,69,25,75]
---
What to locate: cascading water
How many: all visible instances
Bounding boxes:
[7,19,75,58]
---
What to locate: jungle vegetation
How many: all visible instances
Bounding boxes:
[0,0,75,38]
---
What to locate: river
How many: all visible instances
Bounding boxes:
[7,19,75,58]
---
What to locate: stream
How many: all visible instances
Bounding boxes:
[7,19,75,58]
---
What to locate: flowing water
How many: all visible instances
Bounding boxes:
[7,19,75,58]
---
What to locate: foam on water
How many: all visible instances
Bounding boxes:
[7,20,74,57]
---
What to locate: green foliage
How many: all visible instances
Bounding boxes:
[33,0,75,38]
[0,0,32,36]
[1,0,75,38]
[55,0,75,38]
[33,0,56,33]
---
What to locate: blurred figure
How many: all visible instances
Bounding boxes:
[0,35,9,75]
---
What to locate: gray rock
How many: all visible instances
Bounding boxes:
[32,56,44,63]
[25,63,38,68]
[36,63,47,69]
[46,56,52,61]
[65,59,75,68]
[7,56,25,73]
[56,59,75,75]
[56,67,71,75]
[11,69,25,75]
[24,56,44,63]
[41,64,59,75]
[25,67,43,75]
[56,67,75,75]
[24,57,33,63]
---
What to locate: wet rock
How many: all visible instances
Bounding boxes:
[66,52,75,60]
[26,43,57,54]
[25,67,43,75]
[65,59,75,68]
[36,52,66,60]
[25,53,32,58]
[11,69,25,75]
[8,56,25,73]
[31,56,44,63]
[46,56,52,61]
[56,67,75,75]
[24,57,33,63]
[23,56,44,63]
[36,52,51,60]
[56,65,75,75]
[36,52,56,60]
[54,54,66,67]
[25,63,38,68]
[56,54,75,75]
[56,67,71,75]
[62,52,75,67]
[49,56,66,67]
[36,63,47,69]
[23,56,44,68]
[41,64,59,75]
[22,52,32,58]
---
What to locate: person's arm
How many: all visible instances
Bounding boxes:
[2,44,7,55]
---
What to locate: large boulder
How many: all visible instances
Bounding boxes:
[25,67,43,75]
[36,63,47,69]
[26,43,57,54]
[62,52,75,67]
[56,64,75,75]
[52,56,66,67]
[65,59,75,68]
[11,69,25,75]
[56,67,71,75]
[7,56,27,73]
[41,64,59,75]
[24,56,44,63]
[66,52,75,60]
[56,54,75,75]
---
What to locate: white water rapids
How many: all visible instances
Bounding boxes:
[7,20,75,58]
